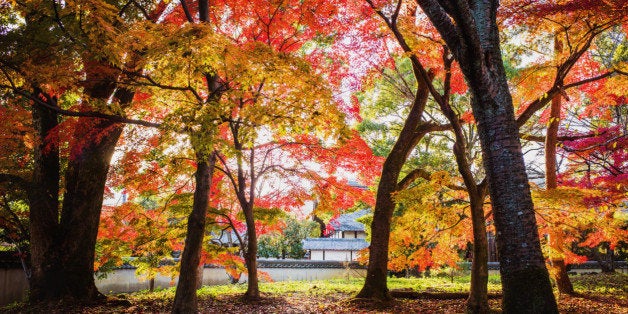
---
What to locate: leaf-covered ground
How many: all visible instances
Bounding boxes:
[4,273,627,313]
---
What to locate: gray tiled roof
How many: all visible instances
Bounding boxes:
[329,209,370,231]
[302,238,369,251]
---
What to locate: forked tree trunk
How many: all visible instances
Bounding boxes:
[30,118,124,302]
[58,117,124,301]
[28,84,130,303]
[415,1,558,312]
[172,152,216,314]
[357,74,432,300]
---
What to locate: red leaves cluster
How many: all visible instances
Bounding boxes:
[560,125,627,194]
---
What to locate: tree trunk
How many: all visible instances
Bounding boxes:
[197,264,205,289]
[357,74,432,300]
[545,36,575,295]
[466,196,489,314]
[61,118,124,300]
[472,92,556,312]
[414,2,558,312]
[356,171,396,300]
[437,55,490,314]
[473,96,557,312]
[243,204,260,301]
[28,84,130,303]
[172,152,216,314]
[28,89,61,303]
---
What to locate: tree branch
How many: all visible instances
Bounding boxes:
[415,0,461,58]
[519,130,608,143]
[1,85,161,128]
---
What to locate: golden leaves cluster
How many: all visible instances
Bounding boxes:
[115,21,345,153]
[387,171,472,271]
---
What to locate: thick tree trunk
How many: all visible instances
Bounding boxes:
[414,1,558,311]
[30,118,124,303]
[357,168,397,300]
[472,94,557,312]
[59,121,123,302]
[28,84,130,303]
[28,89,61,303]
[545,37,575,295]
[172,152,216,314]
[357,75,432,300]
[243,204,260,301]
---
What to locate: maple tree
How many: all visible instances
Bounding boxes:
[1,1,626,312]
[354,0,447,302]
[501,0,627,294]
[109,0,380,309]
[0,0,167,303]
[385,172,473,274]
[350,3,495,312]
[97,200,180,292]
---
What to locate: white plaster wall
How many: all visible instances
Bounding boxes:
[325,250,352,261]
[310,251,324,260]
[239,267,366,282]
[309,250,360,261]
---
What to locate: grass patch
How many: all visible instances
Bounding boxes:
[387,274,502,293]
[128,272,623,300]
[571,273,628,298]
[4,273,628,313]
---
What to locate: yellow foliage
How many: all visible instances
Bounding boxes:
[387,171,472,272]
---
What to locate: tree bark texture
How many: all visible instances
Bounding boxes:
[58,117,123,301]
[415,1,558,312]
[28,89,61,302]
[473,81,557,314]
[28,80,130,303]
[357,75,432,300]
[172,152,216,314]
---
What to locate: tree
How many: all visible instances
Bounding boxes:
[355,0,446,301]
[353,3,491,312]
[413,1,558,312]
[210,56,347,300]
[116,0,362,307]
[0,1,165,302]
[502,0,627,294]
[258,217,320,259]
[387,171,472,274]
[97,199,181,292]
